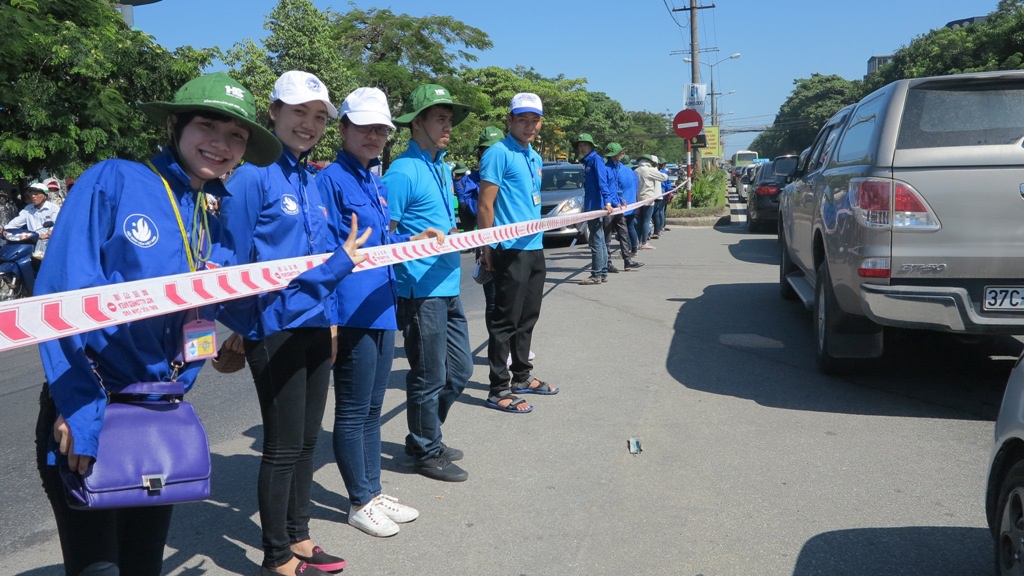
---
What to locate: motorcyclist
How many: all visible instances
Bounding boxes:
[5,181,60,238]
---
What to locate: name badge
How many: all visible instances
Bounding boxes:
[182,319,218,362]
[532,193,541,206]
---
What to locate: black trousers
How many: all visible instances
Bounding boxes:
[604,213,630,261]
[244,327,332,568]
[486,248,546,394]
[36,382,173,576]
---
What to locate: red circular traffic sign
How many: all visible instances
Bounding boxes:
[673,109,704,139]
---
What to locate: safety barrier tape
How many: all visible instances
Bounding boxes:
[0,183,686,353]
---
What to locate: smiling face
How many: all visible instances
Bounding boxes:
[270,101,329,159]
[173,114,250,189]
[508,112,542,146]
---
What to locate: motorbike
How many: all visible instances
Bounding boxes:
[0,221,53,301]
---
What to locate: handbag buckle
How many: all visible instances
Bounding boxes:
[142,474,165,492]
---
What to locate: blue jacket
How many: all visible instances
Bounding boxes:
[382,140,461,299]
[36,149,237,463]
[661,168,673,193]
[219,149,347,340]
[582,150,616,211]
[454,173,479,217]
[317,150,411,329]
[617,164,639,216]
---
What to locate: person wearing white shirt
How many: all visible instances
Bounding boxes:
[5,181,60,238]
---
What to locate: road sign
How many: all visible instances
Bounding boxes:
[673,109,703,139]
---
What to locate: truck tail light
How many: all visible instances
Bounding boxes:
[850,178,940,231]
[858,257,891,278]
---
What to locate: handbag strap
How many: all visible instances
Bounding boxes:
[116,382,186,396]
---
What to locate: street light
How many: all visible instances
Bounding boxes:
[684,52,741,126]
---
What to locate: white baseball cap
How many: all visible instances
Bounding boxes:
[650,155,660,164]
[339,87,395,129]
[270,70,338,119]
[510,92,543,116]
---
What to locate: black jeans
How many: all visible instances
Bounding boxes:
[36,382,173,576]
[244,327,332,568]
[603,213,630,261]
[486,248,546,394]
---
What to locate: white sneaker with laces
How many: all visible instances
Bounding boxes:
[349,502,399,537]
[374,494,419,524]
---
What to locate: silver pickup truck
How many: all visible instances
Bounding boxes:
[777,70,1024,373]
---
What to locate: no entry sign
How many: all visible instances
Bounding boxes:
[673,109,704,139]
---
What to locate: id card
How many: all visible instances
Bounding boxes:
[532,193,541,206]
[182,319,218,362]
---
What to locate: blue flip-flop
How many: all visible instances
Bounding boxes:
[511,379,559,395]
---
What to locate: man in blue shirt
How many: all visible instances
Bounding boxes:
[575,133,616,285]
[602,142,643,272]
[477,93,558,414]
[452,162,478,231]
[383,83,472,482]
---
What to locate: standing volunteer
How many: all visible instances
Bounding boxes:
[635,154,668,250]
[33,73,285,576]
[317,87,443,537]
[218,71,362,576]
[477,93,557,414]
[383,83,473,482]
[575,133,616,285]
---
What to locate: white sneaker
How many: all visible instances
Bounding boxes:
[507,351,538,366]
[639,243,656,250]
[349,502,399,537]
[374,494,419,524]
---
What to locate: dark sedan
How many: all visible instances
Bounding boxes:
[746,155,798,233]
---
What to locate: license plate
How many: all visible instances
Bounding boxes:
[984,286,1024,311]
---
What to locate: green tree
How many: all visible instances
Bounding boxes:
[223,0,354,161]
[0,0,215,182]
[751,74,861,158]
[330,4,492,167]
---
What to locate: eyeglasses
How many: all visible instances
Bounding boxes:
[352,124,393,137]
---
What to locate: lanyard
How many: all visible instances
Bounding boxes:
[294,168,316,255]
[426,158,456,230]
[518,148,538,191]
[145,160,208,272]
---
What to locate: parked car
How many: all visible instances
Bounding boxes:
[988,354,1024,574]
[539,163,587,243]
[777,70,1024,373]
[746,155,799,233]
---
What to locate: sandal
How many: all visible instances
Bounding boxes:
[579,276,602,285]
[485,391,534,413]
[512,378,559,396]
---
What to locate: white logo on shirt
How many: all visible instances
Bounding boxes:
[123,214,159,248]
[281,195,300,215]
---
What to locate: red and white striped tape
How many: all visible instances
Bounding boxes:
[0,185,685,353]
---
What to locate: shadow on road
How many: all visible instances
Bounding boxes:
[666,281,1014,420]
[792,526,991,575]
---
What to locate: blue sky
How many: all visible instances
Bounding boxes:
[132,0,998,159]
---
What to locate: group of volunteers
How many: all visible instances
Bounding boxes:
[570,134,677,284]
[31,69,572,576]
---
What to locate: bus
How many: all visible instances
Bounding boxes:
[731,150,759,167]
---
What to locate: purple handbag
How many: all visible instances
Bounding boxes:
[60,381,212,510]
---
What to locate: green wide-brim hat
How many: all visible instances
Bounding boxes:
[393,83,472,128]
[478,126,504,148]
[603,142,625,157]
[138,72,282,167]
[453,162,469,175]
[574,133,598,147]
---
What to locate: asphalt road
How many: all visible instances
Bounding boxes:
[0,214,1012,575]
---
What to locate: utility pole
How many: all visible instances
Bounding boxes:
[672,2,714,179]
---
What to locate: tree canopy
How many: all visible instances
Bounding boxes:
[0,0,214,183]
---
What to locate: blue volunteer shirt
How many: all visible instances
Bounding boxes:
[318,150,412,329]
[36,148,237,463]
[455,173,479,217]
[383,139,461,298]
[479,134,544,250]
[661,168,673,193]
[219,149,349,340]
[582,149,616,211]
[618,164,639,216]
